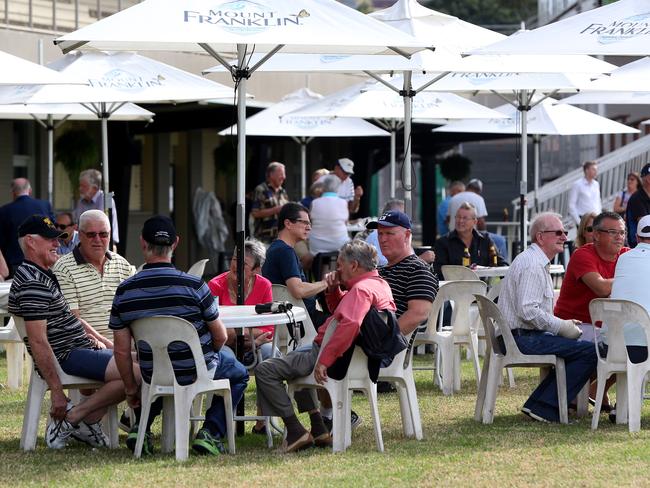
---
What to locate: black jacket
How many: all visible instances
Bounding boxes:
[433,229,508,277]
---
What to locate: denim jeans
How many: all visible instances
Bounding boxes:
[205,346,250,438]
[513,331,597,422]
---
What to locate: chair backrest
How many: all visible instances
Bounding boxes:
[187,259,209,278]
[486,280,502,302]
[271,284,317,344]
[441,265,479,281]
[130,315,210,387]
[11,315,27,341]
[589,298,650,364]
[474,295,507,356]
[0,316,22,342]
[420,280,487,340]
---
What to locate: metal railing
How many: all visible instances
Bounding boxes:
[1,0,137,33]
[512,133,650,228]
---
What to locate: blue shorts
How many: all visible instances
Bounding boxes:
[60,348,114,381]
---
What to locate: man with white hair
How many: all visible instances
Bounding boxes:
[251,161,289,243]
[498,212,597,423]
[74,169,119,244]
[447,178,488,231]
[53,209,135,346]
[331,157,363,214]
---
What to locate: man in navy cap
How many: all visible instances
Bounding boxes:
[366,211,438,337]
[8,214,136,450]
[626,163,650,247]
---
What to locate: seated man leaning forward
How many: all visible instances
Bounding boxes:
[255,240,395,453]
[53,209,135,347]
[110,215,249,456]
[498,212,597,423]
[8,215,139,449]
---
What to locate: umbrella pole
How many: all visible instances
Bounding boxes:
[47,115,54,204]
[390,124,396,199]
[402,71,413,217]
[533,134,541,213]
[518,91,529,254]
[100,105,115,249]
[301,140,307,199]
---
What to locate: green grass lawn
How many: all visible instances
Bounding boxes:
[1,352,649,487]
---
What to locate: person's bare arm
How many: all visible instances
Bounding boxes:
[113,328,139,407]
[348,186,363,214]
[286,276,328,300]
[207,318,228,350]
[72,311,113,349]
[613,194,625,214]
[397,299,433,335]
[0,249,8,280]
[581,272,614,298]
[25,320,68,420]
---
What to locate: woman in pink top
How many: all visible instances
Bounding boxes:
[208,239,274,435]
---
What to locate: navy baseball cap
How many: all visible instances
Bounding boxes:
[641,163,650,178]
[366,210,412,230]
[18,215,67,239]
[142,215,177,246]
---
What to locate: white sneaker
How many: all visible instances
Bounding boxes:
[45,418,77,449]
[73,420,109,448]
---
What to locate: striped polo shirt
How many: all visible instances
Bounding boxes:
[8,260,94,363]
[53,246,135,339]
[109,262,219,384]
[379,254,438,332]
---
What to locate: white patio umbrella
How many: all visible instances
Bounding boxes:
[470,0,650,56]
[0,51,234,214]
[53,0,426,306]
[288,78,507,197]
[560,57,650,105]
[0,50,83,85]
[0,102,153,203]
[219,88,390,198]
[433,98,639,208]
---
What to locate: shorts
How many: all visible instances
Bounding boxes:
[59,348,114,381]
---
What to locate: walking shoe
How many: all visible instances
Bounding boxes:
[45,401,77,449]
[251,424,269,436]
[192,428,225,456]
[377,381,396,394]
[126,425,154,455]
[280,431,314,454]
[322,410,363,433]
[73,420,109,448]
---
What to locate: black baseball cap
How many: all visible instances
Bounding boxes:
[18,215,68,239]
[142,215,177,246]
[366,210,412,230]
[641,163,650,178]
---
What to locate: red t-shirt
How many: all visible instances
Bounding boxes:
[207,272,275,336]
[554,243,629,324]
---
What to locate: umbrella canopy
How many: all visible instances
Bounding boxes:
[0,50,84,85]
[470,0,650,56]
[433,98,639,135]
[219,87,389,196]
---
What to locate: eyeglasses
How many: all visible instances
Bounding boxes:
[81,231,110,239]
[596,229,626,237]
[585,226,593,233]
[291,218,311,226]
[55,223,72,230]
[540,230,568,237]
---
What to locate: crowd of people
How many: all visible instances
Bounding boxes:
[3,156,650,457]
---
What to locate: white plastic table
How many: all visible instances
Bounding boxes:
[471,264,564,278]
[218,305,307,329]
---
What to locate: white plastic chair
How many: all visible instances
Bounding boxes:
[130,315,235,461]
[415,280,487,395]
[187,259,209,278]
[287,319,383,453]
[12,315,119,450]
[0,316,26,390]
[271,284,318,355]
[377,331,422,440]
[589,299,650,432]
[441,265,480,281]
[473,296,573,424]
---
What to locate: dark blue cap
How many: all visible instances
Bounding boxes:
[366,210,412,230]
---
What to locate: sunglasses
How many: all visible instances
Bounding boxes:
[540,230,568,237]
[81,231,110,239]
[55,223,72,230]
[585,226,593,233]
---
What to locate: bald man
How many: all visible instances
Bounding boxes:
[0,178,54,276]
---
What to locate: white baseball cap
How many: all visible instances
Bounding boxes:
[638,214,650,238]
[337,157,354,175]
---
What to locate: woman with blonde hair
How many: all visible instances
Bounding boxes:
[575,212,598,249]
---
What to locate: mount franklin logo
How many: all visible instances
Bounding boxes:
[579,12,650,44]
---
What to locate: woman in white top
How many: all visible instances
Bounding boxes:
[308,174,350,254]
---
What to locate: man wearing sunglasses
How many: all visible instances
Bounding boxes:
[555,211,629,326]
[499,212,597,423]
[55,212,79,255]
[53,209,135,347]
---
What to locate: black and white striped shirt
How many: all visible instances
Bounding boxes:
[8,260,93,362]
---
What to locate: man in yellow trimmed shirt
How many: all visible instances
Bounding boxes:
[53,209,134,347]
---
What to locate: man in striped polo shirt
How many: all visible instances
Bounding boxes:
[53,209,135,346]
[367,211,438,336]
[110,215,249,456]
[8,215,139,449]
